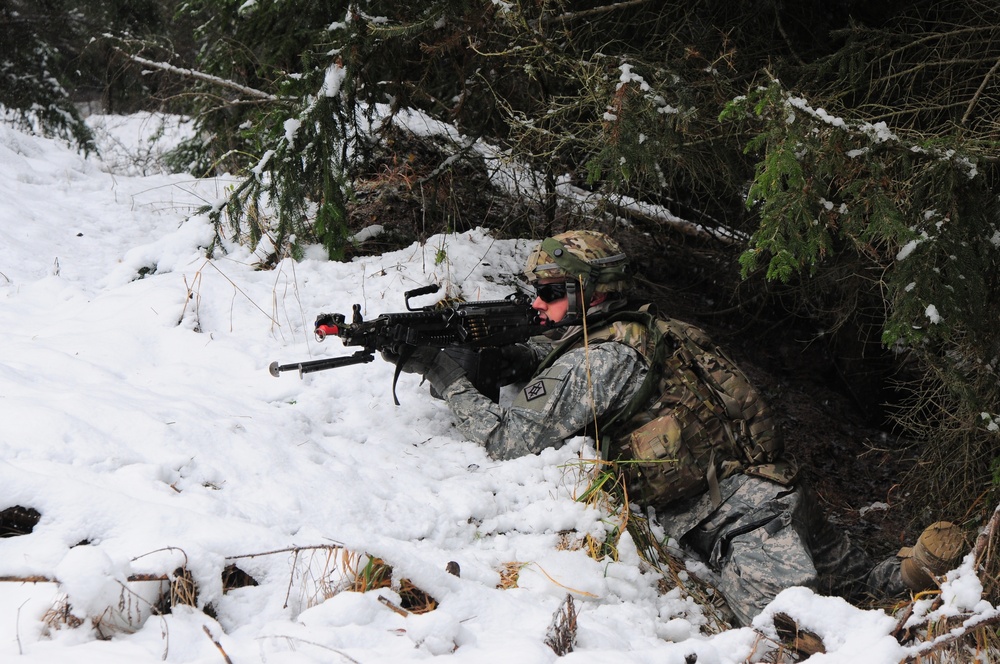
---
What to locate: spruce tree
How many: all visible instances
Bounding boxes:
[0,0,94,149]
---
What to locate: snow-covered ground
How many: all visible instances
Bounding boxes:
[0,114,993,663]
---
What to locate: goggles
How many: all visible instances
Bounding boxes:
[534,282,568,303]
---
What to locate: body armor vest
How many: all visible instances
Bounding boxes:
[540,306,790,508]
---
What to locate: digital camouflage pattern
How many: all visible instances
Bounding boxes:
[530,307,784,508]
[662,473,882,624]
[441,335,647,459]
[437,307,911,624]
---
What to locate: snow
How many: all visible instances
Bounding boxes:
[616,64,650,92]
[283,118,302,147]
[321,63,346,98]
[0,113,993,662]
[787,97,847,129]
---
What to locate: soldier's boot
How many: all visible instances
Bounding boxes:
[898,521,966,592]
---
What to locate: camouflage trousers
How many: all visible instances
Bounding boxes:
[662,475,906,626]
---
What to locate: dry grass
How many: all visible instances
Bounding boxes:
[330,552,437,614]
[41,573,175,640]
[497,562,526,590]
[41,596,84,634]
[569,455,737,632]
[544,595,578,656]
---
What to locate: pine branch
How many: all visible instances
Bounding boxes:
[532,0,653,27]
[114,48,282,102]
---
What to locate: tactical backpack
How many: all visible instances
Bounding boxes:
[546,306,790,509]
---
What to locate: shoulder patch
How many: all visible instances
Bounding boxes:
[522,380,547,402]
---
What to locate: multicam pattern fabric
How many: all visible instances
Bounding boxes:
[628,316,784,506]
[523,230,630,294]
[593,319,655,357]
[540,308,783,507]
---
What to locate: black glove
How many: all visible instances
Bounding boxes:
[497,343,539,386]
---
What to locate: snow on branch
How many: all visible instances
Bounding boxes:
[784,93,982,177]
[894,503,1000,661]
[388,105,742,246]
[116,48,281,102]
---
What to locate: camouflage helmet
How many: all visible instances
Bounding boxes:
[524,230,630,295]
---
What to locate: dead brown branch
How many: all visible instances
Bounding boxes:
[973,502,1000,564]
[377,595,409,616]
[900,612,1000,663]
[773,612,826,656]
[962,54,1000,125]
[532,0,652,28]
[0,573,173,584]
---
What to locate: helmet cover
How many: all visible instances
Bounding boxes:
[524,230,629,294]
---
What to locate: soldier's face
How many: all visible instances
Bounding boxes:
[532,279,570,324]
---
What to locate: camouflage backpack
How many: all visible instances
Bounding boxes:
[550,306,790,508]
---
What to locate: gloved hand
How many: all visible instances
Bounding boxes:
[380,345,435,374]
[381,345,466,393]
[497,343,539,386]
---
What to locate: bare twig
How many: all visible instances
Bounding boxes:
[531,0,652,28]
[962,54,1000,126]
[16,600,27,655]
[772,4,806,67]
[377,595,410,616]
[225,543,344,560]
[202,625,234,664]
[973,502,1000,568]
[258,636,361,662]
[203,259,281,326]
[282,548,300,610]
[131,546,189,568]
[900,613,1000,662]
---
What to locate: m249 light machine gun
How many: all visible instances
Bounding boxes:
[268,284,544,403]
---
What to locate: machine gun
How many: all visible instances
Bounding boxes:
[268,284,544,403]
